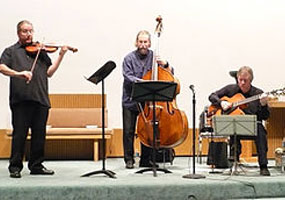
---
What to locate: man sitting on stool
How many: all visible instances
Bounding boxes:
[208,66,270,176]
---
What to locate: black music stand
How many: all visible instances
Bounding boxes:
[212,115,257,175]
[81,61,116,178]
[131,81,177,177]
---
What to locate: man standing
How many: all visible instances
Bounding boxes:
[0,20,71,178]
[122,30,171,169]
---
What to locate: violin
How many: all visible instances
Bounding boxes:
[25,41,78,53]
[26,41,78,83]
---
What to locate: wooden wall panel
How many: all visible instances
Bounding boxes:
[0,93,263,160]
[43,94,106,160]
[107,129,124,157]
[103,128,256,158]
[106,128,210,157]
[26,140,94,160]
[1,127,256,160]
[0,129,11,158]
[49,94,105,108]
[266,101,285,158]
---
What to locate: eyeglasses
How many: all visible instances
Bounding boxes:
[20,29,34,35]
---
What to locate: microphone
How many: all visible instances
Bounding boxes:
[189,84,195,94]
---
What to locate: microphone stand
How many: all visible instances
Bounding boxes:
[183,85,206,179]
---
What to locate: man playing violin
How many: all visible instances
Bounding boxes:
[208,66,270,176]
[122,30,172,169]
[0,20,70,178]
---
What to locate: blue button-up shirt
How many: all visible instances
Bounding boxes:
[122,50,153,111]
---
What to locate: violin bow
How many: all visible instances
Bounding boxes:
[29,44,42,73]
[26,38,45,84]
[30,38,45,73]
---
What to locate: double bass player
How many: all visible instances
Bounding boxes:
[122,30,172,169]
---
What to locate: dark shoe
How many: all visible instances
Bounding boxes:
[125,161,134,169]
[10,171,21,178]
[260,168,270,176]
[30,167,55,175]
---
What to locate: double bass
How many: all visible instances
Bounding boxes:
[137,16,188,148]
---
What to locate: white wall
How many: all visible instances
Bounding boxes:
[1,0,285,129]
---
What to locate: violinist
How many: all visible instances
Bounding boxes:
[0,20,73,178]
[122,30,172,169]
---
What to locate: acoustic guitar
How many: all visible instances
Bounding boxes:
[208,87,285,117]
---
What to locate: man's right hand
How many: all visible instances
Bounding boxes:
[220,100,232,111]
[0,64,32,82]
[18,71,32,82]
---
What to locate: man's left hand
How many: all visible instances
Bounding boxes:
[260,93,268,106]
[156,55,167,66]
[59,46,68,56]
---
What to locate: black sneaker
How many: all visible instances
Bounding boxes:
[125,161,134,169]
[260,168,270,176]
[30,167,55,175]
[10,171,21,178]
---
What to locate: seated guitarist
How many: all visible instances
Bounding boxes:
[208,66,270,176]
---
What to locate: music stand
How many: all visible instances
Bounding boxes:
[212,115,257,175]
[131,80,177,177]
[81,61,116,178]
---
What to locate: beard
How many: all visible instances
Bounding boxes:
[20,36,33,45]
[138,48,148,56]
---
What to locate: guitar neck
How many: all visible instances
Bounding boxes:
[233,93,261,107]
[222,87,285,110]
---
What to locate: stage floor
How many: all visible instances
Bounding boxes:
[0,157,284,200]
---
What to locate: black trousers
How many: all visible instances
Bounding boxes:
[122,106,152,164]
[9,101,49,173]
[229,123,268,167]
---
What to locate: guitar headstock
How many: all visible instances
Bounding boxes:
[268,87,285,97]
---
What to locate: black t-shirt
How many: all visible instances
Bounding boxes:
[0,42,52,107]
